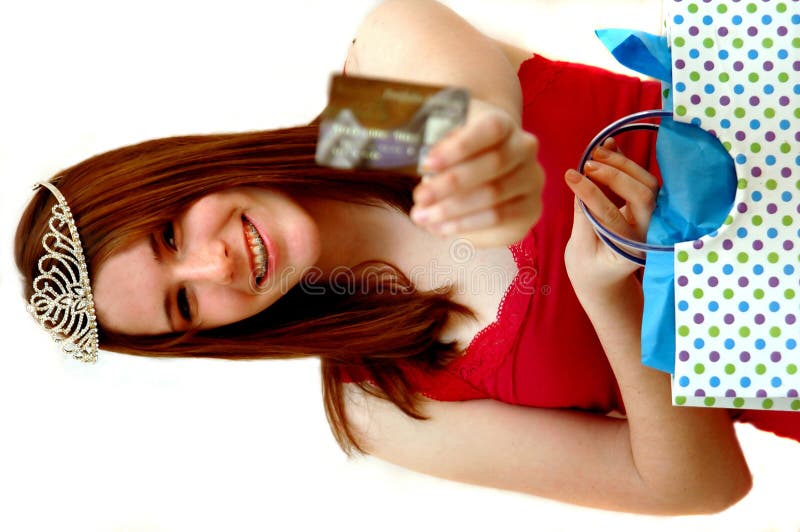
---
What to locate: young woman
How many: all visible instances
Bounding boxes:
[15,0,796,515]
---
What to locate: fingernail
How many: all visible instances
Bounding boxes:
[584,160,598,172]
[414,186,434,205]
[411,208,429,224]
[436,221,457,235]
[421,153,442,172]
[594,146,610,159]
[565,169,582,183]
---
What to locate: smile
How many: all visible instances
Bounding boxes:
[243,216,268,288]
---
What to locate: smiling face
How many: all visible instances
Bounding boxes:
[93,187,321,335]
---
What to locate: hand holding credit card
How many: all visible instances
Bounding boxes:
[315,75,469,175]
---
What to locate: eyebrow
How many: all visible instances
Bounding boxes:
[149,233,178,333]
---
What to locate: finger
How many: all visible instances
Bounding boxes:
[413,132,538,207]
[422,111,516,170]
[591,145,659,192]
[428,192,538,238]
[565,166,643,240]
[583,160,656,231]
[566,172,600,243]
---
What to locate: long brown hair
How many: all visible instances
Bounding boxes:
[15,124,473,455]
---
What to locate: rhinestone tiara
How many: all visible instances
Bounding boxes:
[27,181,99,363]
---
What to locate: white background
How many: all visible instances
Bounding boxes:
[1,1,798,531]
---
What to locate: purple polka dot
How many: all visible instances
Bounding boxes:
[787,314,797,325]
[694,389,706,397]
[740,351,751,362]
[754,313,766,325]
[738,277,749,287]
[765,131,776,141]
[771,351,782,362]
[747,26,758,36]
[723,239,734,250]
[719,95,731,105]
[753,240,764,250]
[735,130,747,141]
[725,313,736,324]
[763,61,774,71]
[778,96,790,107]
[751,166,762,177]
[689,26,700,36]
[767,203,778,214]
[749,96,760,106]
[679,350,690,362]
[794,61,800,72]
[676,59,686,69]
[733,61,744,72]
[718,27,729,36]
[789,389,799,398]
[784,240,795,251]
[704,61,715,71]
[781,167,792,178]
[691,94,702,104]
[769,277,780,288]
[710,351,720,362]
[737,202,748,213]
[708,276,719,287]
[778,26,788,36]
[693,239,704,249]
[756,389,767,398]
[678,275,689,286]
[725,389,737,398]
[694,313,704,324]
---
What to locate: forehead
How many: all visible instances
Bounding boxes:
[93,238,171,335]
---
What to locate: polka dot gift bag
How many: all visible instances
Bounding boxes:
[589,0,799,412]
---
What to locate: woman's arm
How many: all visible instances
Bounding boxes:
[347,0,543,248]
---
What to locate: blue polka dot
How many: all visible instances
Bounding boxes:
[784,265,795,275]
[679,376,690,387]
[708,301,719,312]
[725,338,735,349]
[794,84,800,95]
[678,300,689,311]
[787,339,798,350]
[694,338,705,349]
[737,227,749,238]
[796,155,800,166]
[771,377,782,388]
[753,264,764,275]
[764,84,775,95]
[734,84,745,94]
[792,14,800,24]
[747,49,759,60]
[718,49,729,60]
[780,119,790,130]
[704,83,715,94]
[751,191,762,201]
[738,301,750,312]
[769,301,780,312]
[690,117,701,127]
[755,338,766,349]
[782,191,793,202]
[723,264,734,275]
[778,49,789,60]
[693,264,704,274]
[750,119,760,129]
[676,81,686,92]
[674,14,684,24]
[767,228,778,238]
[736,154,747,164]
[690,48,700,59]
[766,155,776,166]
[762,14,773,25]
[710,376,720,387]
[740,377,751,388]
[720,118,731,129]
[732,15,742,25]
[702,15,713,25]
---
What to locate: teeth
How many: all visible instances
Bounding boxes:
[244,219,268,284]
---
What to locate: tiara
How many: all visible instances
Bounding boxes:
[27,181,99,363]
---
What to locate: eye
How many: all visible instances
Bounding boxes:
[162,222,177,251]
[177,287,192,323]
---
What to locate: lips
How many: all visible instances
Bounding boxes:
[242,216,269,288]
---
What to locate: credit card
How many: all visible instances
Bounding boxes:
[315,74,469,175]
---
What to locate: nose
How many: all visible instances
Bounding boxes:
[176,240,233,285]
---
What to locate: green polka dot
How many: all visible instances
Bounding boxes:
[795,108,800,119]
[783,215,794,227]
[725,363,736,375]
[693,288,704,299]
[777,3,787,13]
[769,327,781,338]
[766,179,777,190]
[748,72,759,83]
[762,38,773,48]
[750,142,761,153]
[676,105,687,117]
[678,325,690,337]
[737,252,749,263]
[722,141,732,151]
[733,397,745,408]
[694,363,705,375]
[705,107,716,117]
[781,142,791,154]
[723,288,735,299]
[734,107,746,118]
[704,397,716,407]
[688,3,699,13]
[778,72,789,83]
[752,215,763,226]
[717,4,728,13]
[796,180,800,191]
[709,326,720,337]
[737,178,747,189]
[746,3,757,13]
[788,364,798,375]
[768,252,779,264]
[785,289,796,300]
[677,250,689,262]
[754,288,765,300]
[719,72,730,83]
[703,38,714,49]
[739,326,751,338]
[707,251,718,263]
[674,36,685,47]
[756,363,767,375]
[732,37,744,49]
[689,71,701,82]
[762,399,774,409]
[791,400,800,411]
[793,37,800,49]
[764,107,776,118]
[675,396,687,406]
